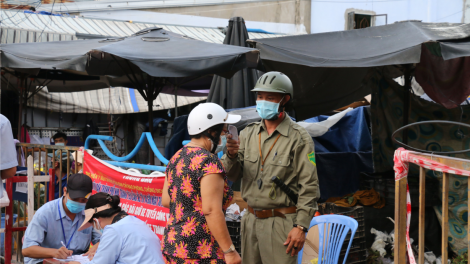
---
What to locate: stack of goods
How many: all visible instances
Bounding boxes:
[226,221,242,257]
[318,203,366,264]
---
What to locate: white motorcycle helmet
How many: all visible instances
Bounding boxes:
[187,103,241,135]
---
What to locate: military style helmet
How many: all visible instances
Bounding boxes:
[251,71,294,98]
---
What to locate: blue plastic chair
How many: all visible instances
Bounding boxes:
[297,215,358,264]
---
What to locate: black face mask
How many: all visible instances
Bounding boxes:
[203,130,222,154]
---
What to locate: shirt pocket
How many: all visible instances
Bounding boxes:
[73,227,92,252]
[268,154,292,180]
[243,151,259,180]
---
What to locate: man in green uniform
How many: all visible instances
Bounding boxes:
[222,71,320,264]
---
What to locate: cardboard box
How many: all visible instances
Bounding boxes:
[302,225,319,264]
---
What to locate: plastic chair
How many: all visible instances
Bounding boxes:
[297,215,358,264]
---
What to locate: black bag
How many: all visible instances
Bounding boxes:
[82,119,99,148]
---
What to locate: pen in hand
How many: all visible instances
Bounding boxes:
[60,241,72,257]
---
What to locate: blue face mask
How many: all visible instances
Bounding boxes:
[214,135,227,154]
[256,97,284,120]
[55,143,65,146]
[66,198,86,214]
[93,219,104,235]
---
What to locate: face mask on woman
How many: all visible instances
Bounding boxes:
[93,218,104,235]
[214,135,227,154]
[256,97,284,120]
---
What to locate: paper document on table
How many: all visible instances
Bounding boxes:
[54,254,90,263]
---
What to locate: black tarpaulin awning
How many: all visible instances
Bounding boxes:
[86,28,259,80]
[208,17,260,109]
[248,21,470,120]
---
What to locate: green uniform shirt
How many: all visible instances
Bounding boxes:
[221,115,320,228]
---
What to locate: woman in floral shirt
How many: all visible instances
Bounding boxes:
[162,103,241,264]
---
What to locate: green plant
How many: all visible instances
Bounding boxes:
[367,249,382,264]
[34,183,46,211]
[452,251,468,264]
[341,194,355,205]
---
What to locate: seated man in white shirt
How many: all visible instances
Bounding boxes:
[0,114,18,196]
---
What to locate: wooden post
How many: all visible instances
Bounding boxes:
[394,177,408,263]
[45,149,49,202]
[66,150,70,182]
[27,156,35,225]
[442,172,449,263]
[418,167,426,264]
[48,169,55,202]
[4,178,14,264]
[59,149,62,197]
[74,151,78,174]
[38,149,42,209]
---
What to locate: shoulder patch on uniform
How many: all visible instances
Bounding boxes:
[308,151,316,166]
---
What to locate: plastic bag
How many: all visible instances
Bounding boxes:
[0,186,11,207]
[371,228,389,257]
[297,108,353,137]
[424,252,437,264]
[225,203,241,221]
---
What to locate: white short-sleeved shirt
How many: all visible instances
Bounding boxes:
[0,114,18,198]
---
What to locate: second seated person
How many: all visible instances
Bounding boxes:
[69,192,165,264]
[162,103,242,264]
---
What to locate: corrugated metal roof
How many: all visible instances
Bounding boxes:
[0,9,283,44]
[37,0,279,14]
[28,87,207,114]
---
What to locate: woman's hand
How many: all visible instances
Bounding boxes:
[83,242,99,260]
[224,251,242,264]
[84,252,95,260]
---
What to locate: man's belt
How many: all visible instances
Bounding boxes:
[248,206,297,219]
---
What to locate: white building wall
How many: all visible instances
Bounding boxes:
[80,10,306,35]
[311,0,465,34]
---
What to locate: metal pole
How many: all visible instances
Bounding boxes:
[175,86,178,118]
[23,86,27,143]
[17,78,23,140]
[148,98,154,165]
[403,65,412,145]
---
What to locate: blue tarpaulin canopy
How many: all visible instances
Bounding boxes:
[303,107,371,153]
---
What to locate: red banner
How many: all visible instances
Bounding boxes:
[83,152,169,239]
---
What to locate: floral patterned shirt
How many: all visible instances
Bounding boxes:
[162,146,233,260]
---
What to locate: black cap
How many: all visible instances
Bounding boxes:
[67,174,93,199]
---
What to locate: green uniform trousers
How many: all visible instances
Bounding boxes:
[241,212,298,264]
